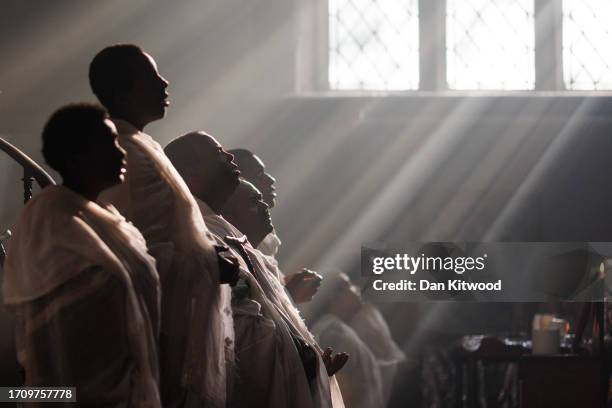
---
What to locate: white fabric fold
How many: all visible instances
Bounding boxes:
[3,185,161,407]
[99,119,232,408]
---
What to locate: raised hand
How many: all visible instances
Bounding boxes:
[321,346,349,376]
[285,268,323,303]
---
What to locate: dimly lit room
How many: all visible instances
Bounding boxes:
[0,0,611,407]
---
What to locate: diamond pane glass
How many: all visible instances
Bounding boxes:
[329,0,419,90]
[447,0,535,90]
[563,0,612,90]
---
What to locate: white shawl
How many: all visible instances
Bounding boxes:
[198,201,344,408]
[312,314,385,408]
[350,304,405,404]
[3,185,161,407]
[99,119,232,407]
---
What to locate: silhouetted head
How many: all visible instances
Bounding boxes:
[165,131,240,212]
[42,103,125,199]
[222,179,273,246]
[89,44,169,130]
[228,149,276,208]
[310,271,363,323]
[328,272,363,319]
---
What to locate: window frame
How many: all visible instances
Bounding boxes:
[298,0,611,93]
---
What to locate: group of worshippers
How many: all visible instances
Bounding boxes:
[1,43,403,407]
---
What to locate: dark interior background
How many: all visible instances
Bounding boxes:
[1,0,611,396]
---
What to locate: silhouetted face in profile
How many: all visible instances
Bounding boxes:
[128,52,169,125]
[222,180,273,246]
[88,119,126,187]
[337,273,363,308]
[324,272,364,321]
[196,135,241,204]
[89,44,169,130]
[42,103,126,200]
[165,132,241,212]
[230,150,276,208]
[112,51,169,129]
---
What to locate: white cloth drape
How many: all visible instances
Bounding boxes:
[258,231,282,257]
[197,200,313,407]
[99,119,232,408]
[3,185,161,407]
[312,314,385,408]
[197,200,344,408]
[350,304,405,404]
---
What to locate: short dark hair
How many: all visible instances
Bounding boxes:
[42,103,109,175]
[89,44,144,109]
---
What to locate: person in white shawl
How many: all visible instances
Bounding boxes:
[223,181,348,408]
[89,45,235,408]
[350,303,405,404]
[229,148,322,304]
[165,133,347,408]
[3,103,161,407]
[311,273,396,408]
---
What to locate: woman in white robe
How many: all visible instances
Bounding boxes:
[4,187,161,407]
[3,103,161,407]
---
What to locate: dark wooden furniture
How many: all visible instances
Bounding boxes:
[519,354,603,408]
[452,330,607,408]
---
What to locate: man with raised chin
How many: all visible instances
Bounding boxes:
[223,180,350,408]
[166,134,348,407]
[89,44,235,408]
[230,148,324,304]
[165,131,243,241]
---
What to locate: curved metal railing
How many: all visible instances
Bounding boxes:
[0,136,56,265]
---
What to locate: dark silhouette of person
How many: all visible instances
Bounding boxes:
[89,44,169,131]
[165,131,241,216]
[89,44,235,408]
[222,179,275,248]
[229,148,323,303]
[3,103,161,406]
[229,148,277,208]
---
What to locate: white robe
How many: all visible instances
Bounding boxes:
[197,200,314,407]
[258,231,282,257]
[258,232,285,282]
[197,200,344,408]
[350,304,405,404]
[3,186,161,407]
[312,314,385,408]
[99,119,232,408]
